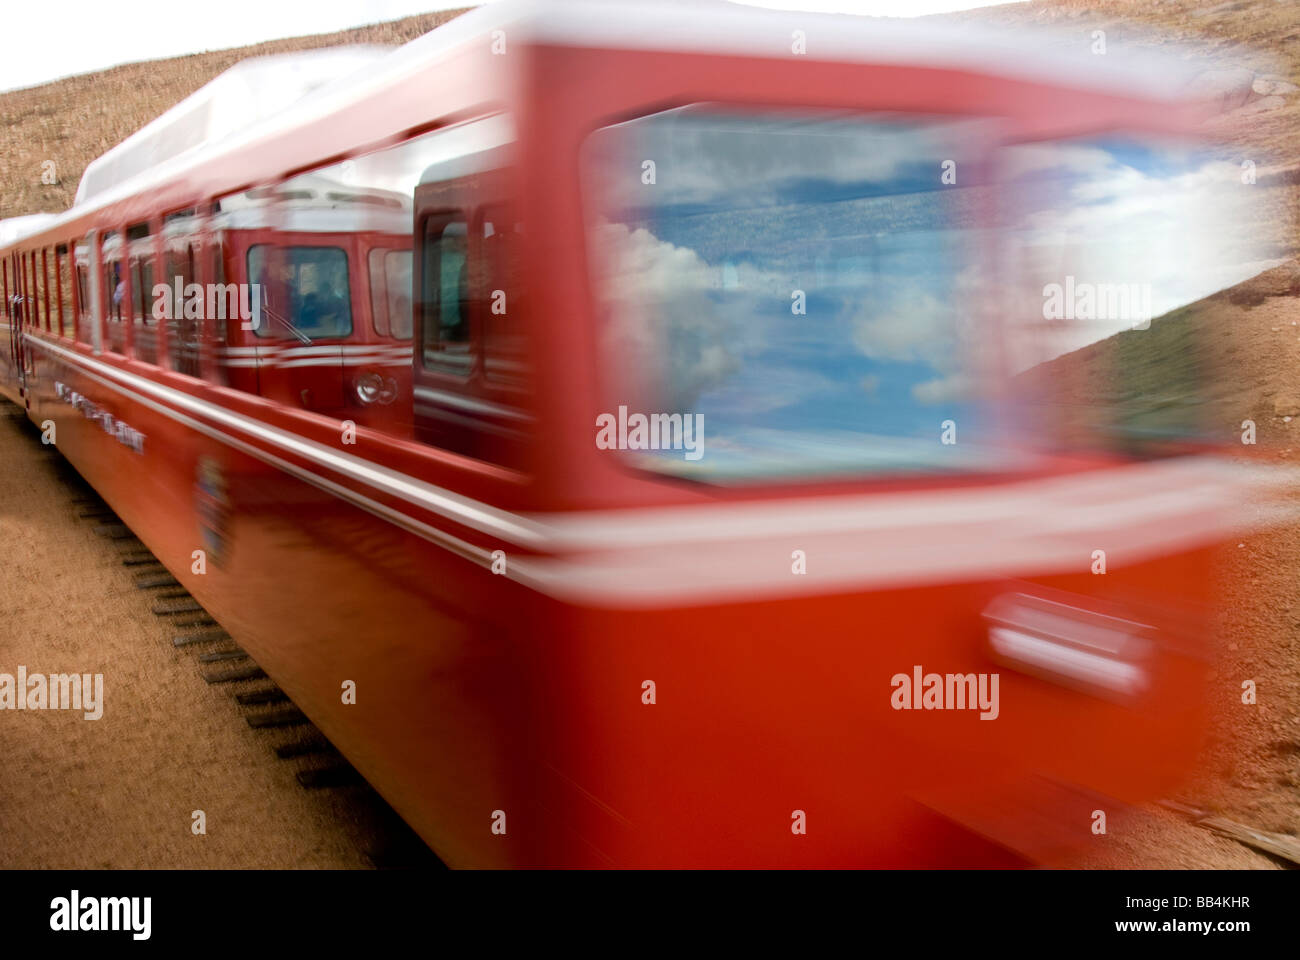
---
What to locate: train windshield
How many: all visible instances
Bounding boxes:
[582,107,1008,483]
[247,244,353,339]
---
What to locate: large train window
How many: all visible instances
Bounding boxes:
[583,106,1003,483]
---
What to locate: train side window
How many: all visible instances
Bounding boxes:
[47,249,58,332]
[30,251,39,317]
[35,251,45,330]
[107,257,125,348]
[56,244,73,338]
[102,231,126,354]
[46,248,57,333]
[74,244,90,344]
[420,214,471,375]
[367,248,413,340]
[26,252,36,323]
[30,251,40,330]
[165,241,200,377]
[126,222,155,363]
[24,252,35,328]
[16,254,25,321]
[385,251,412,340]
[36,250,48,331]
[26,252,37,328]
[26,252,35,329]
[368,248,390,337]
[45,248,57,333]
[202,235,231,387]
[131,252,157,363]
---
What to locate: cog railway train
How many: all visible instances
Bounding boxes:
[0,0,1284,866]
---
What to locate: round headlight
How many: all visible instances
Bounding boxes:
[355,372,384,405]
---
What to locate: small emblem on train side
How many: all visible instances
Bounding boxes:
[194,456,233,568]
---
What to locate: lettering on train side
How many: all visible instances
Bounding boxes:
[53,381,145,454]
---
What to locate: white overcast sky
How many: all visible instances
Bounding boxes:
[1,0,1020,93]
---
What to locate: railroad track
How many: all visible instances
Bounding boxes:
[50,453,443,870]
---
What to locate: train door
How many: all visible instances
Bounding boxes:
[411,166,528,467]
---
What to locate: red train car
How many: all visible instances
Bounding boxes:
[0,0,1282,867]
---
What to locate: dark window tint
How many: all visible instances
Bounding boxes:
[420,216,470,374]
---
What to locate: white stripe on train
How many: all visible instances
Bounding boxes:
[22,333,1298,607]
[28,334,545,547]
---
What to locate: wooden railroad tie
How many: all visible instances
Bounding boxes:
[1159,799,1300,866]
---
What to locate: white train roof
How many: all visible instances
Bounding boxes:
[0,214,59,245]
[75,47,393,207]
